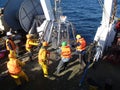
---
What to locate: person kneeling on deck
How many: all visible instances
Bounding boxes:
[7,54,29,86]
[75,34,87,64]
[38,41,50,78]
[56,41,71,74]
[25,34,39,61]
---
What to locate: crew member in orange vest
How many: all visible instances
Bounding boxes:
[76,34,86,64]
[25,34,39,61]
[76,34,86,52]
[6,31,17,57]
[7,54,29,86]
[38,41,50,78]
[56,41,71,74]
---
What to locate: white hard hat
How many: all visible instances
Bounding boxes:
[6,32,12,36]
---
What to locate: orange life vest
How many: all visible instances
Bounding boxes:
[7,59,21,75]
[61,46,71,58]
[76,38,86,51]
[6,39,16,51]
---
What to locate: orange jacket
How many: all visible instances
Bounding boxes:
[6,39,16,51]
[26,39,38,52]
[76,38,86,51]
[61,46,71,58]
[7,59,22,75]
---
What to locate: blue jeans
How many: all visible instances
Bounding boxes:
[56,58,70,74]
[75,50,86,64]
[76,50,86,55]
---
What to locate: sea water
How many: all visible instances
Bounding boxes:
[61,0,102,44]
[61,0,120,44]
[1,0,120,44]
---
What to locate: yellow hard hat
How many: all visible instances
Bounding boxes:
[42,41,48,47]
[26,34,32,39]
[76,34,81,39]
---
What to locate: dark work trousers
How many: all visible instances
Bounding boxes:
[56,58,69,74]
[28,50,33,61]
[76,50,86,64]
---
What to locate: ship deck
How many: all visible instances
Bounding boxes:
[0,43,120,90]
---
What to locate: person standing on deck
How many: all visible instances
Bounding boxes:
[56,41,71,74]
[6,31,17,57]
[38,41,50,78]
[25,34,39,61]
[75,34,87,64]
[7,54,29,86]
